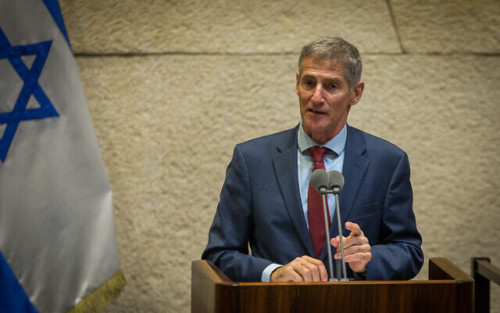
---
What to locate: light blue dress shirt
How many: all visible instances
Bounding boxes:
[261,123,347,282]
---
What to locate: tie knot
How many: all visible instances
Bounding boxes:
[308,146,328,163]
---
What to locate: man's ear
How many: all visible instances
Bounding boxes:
[350,81,365,106]
[295,71,300,96]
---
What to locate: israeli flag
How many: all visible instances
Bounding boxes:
[0,0,125,312]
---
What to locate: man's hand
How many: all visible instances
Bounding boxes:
[330,222,371,273]
[270,255,328,282]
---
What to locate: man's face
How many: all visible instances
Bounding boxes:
[296,57,364,144]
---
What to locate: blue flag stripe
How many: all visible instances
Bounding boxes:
[0,252,39,313]
[41,0,70,48]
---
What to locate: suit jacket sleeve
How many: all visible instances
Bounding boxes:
[201,144,273,282]
[365,151,423,280]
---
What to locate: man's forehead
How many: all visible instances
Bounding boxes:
[302,57,345,71]
[299,57,347,80]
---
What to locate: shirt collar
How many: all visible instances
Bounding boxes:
[298,122,347,156]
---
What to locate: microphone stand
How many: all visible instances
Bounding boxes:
[319,186,348,282]
[334,191,348,281]
[320,191,335,281]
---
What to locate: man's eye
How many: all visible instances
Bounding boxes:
[303,80,315,88]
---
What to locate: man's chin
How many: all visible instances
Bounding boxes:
[303,121,345,142]
[303,122,330,136]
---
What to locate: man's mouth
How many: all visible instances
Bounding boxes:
[307,108,326,115]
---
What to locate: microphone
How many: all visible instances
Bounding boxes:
[311,168,329,193]
[310,169,348,281]
[328,170,344,192]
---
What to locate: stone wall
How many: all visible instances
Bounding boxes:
[60,0,500,312]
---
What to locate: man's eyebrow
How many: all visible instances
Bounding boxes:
[301,74,316,79]
[301,73,343,82]
[324,77,343,83]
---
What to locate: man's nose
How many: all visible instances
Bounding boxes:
[311,86,325,104]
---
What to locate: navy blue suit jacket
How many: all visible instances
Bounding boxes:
[202,125,423,282]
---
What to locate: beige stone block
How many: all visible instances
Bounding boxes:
[75,52,500,312]
[61,0,400,54]
[77,54,299,313]
[392,0,500,53]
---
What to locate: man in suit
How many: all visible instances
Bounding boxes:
[202,37,423,282]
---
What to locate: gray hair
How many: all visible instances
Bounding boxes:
[298,37,362,90]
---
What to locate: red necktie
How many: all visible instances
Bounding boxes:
[307,146,331,258]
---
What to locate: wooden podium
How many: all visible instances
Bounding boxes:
[191,258,473,313]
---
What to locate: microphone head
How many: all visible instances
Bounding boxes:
[310,169,329,193]
[328,170,345,191]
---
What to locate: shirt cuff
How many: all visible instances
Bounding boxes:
[353,271,367,280]
[261,263,282,282]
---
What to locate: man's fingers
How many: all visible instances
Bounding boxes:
[345,222,364,236]
[343,233,369,250]
[292,256,327,282]
[334,242,370,258]
[330,232,368,251]
[330,222,368,249]
[331,222,371,272]
[302,256,329,281]
[344,252,371,263]
[271,256,327,282]
[292,259,314,281]
[271,266,302,282]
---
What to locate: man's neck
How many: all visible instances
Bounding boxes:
[298,122,348,154]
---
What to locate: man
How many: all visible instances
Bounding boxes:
[202,37,423,282]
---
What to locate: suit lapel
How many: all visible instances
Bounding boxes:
[272,126,315,256]
[329,126,370,240]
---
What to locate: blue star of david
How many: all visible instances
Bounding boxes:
[0,28,59,162]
